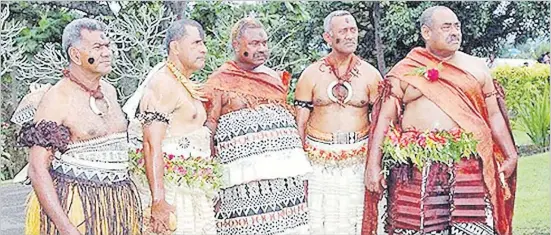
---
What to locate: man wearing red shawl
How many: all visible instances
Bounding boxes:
[362,6,517,235]
[203,17,312,235]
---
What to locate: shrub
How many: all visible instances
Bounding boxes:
[516,88,550,147]
[493,64,550,118]
[493,64,550,147]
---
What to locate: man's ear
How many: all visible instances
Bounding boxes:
[231,40,239,53]
[323,32,333,48]
[169,41,180,55]
[68,47,82,65]
[421,25,431,42]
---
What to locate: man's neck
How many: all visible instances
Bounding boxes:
[232,58,260,71]
[328,51,354,68]
[68,64,101,89]
[426,46,456,61]
[167,55,193,79]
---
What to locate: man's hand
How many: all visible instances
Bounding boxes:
[150,199,176,234]
[498,156,518,179]
[364,163,385,195]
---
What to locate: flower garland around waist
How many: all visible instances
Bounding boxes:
[129,149,222,190]
[381,125,479,176]
[304,143,367,167]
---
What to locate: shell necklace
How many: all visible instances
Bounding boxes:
[63,69,110,116]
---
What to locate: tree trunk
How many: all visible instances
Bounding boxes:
[166,1,188,20]
[372,2,386,75]
[45,1,113,16]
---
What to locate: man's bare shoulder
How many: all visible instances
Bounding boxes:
[301,60,324,78]
[358,59,383,82]
[456,51,487,67]
[42,80,71,103]
[34,80,71,121]
[144,67,178,95]
[455,51,492,76]
[100,80,118,97]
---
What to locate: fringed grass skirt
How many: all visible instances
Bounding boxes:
[25,171,142,235]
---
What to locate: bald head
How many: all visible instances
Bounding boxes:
[419,6,462,56]
[419,6,454,28]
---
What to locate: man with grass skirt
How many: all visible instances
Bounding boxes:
[13,18,142,235]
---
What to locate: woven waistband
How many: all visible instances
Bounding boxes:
[306,124,368,145]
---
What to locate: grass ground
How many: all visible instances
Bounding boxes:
[513,152,550,234]
[513,129,533,146]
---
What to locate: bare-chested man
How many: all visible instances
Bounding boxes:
[123,19,219,235]
[13,18,141,235]
[294,10,381,235]
[363,6,517,235]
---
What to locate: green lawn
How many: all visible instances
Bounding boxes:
[513,130,533,146]
[513,152,550,235]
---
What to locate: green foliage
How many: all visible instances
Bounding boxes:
[493,64,550,147]
[516,88,550,148]
[378,1,550,66]
[14,5,75,55]
[0,121,26,181]
[381,126,478,176]
[493,64,550,116]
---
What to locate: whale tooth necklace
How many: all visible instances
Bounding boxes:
[322,55,359,106]
[63,69,110,116]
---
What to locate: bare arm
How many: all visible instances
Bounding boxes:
[294,70,315,145]
[138,82,178,233]
[28,91,80,235]
[367,66,384,105]
[482,71,518,178]
[142,121,168,203]
[365,77,402,194]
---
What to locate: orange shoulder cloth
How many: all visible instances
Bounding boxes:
[362,47,516,235]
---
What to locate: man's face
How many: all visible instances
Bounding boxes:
[173,25,208,72]
[234,27,269,67]
[422,9,462,54]
[324,15,358,54]
[71,29,112,75]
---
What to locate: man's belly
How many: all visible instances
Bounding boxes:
[308,108,370,133]
[401,96,459,131]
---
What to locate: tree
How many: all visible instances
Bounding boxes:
[379,1,551,66]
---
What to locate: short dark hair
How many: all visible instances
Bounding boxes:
[164,19,205,53]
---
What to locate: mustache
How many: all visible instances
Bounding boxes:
[253,52,268,59]
[447,35,461,43]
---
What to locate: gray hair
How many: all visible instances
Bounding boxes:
[419,6,451,28]
[62,18,107,62]
[323,10,352,34]
[164,19,205,54]
[230,17,265,42]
